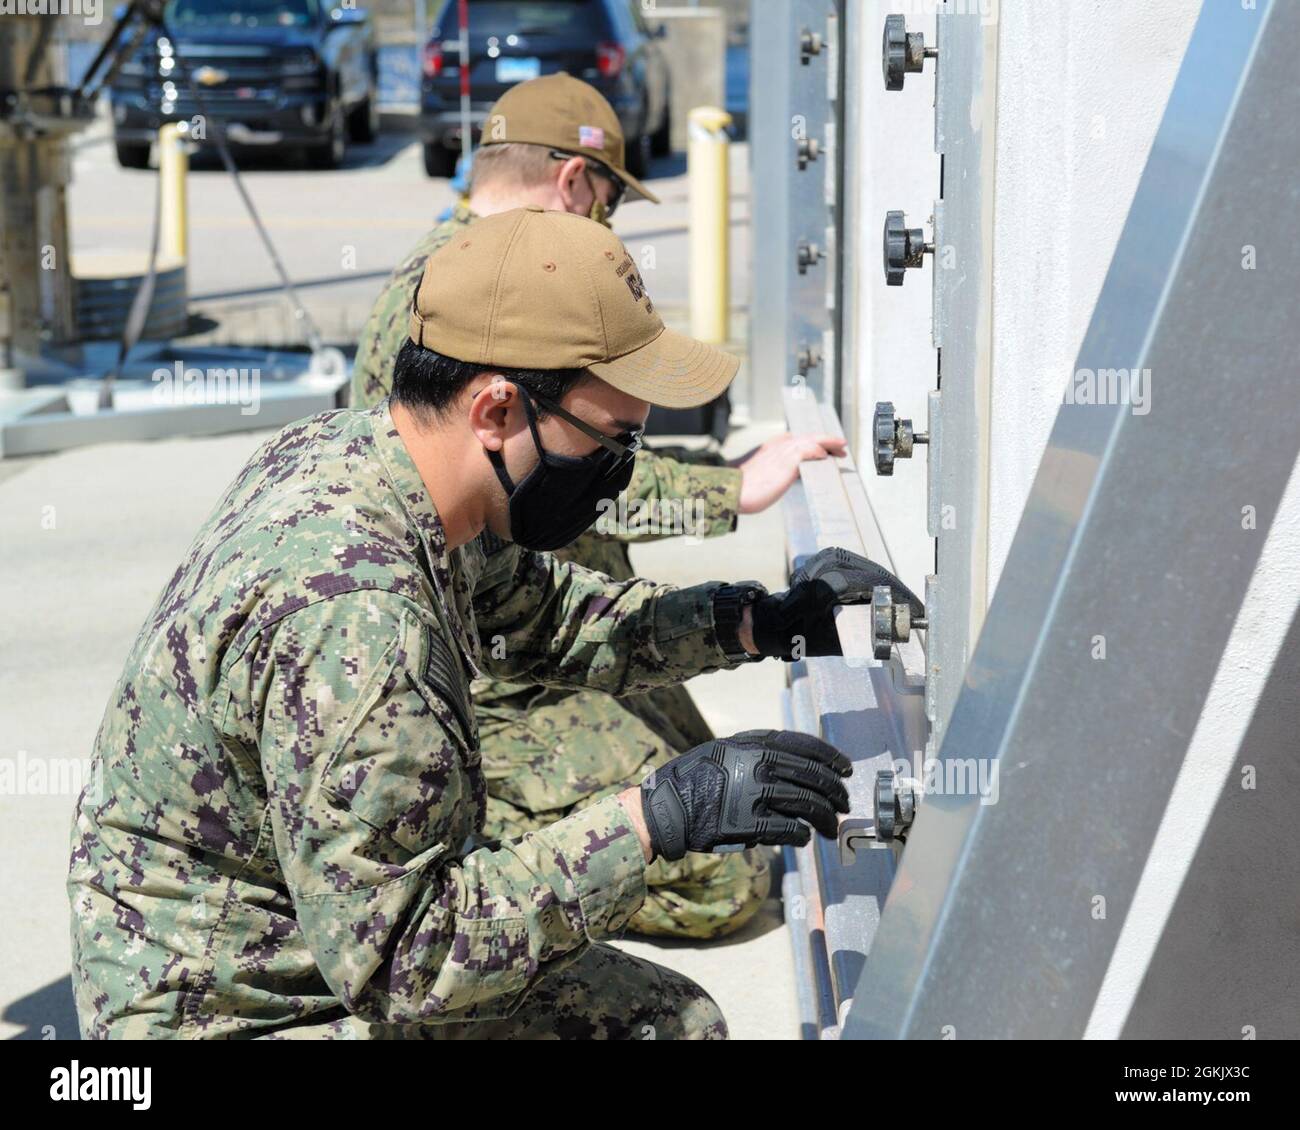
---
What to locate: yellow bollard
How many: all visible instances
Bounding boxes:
[688,106,731,344]
[158,123,189,263]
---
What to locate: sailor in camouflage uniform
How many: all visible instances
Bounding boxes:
[351,74,844,939]
[69,399,726,1039]
[68,207,914,1039]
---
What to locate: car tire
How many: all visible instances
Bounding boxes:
[650,101,672,157]
[114,140,151,169]
[423,141,458,178]
[349,94,380,143]
[308,105,346,169]
[625,130,650,179]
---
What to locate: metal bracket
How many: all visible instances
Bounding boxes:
[838,818,877,864]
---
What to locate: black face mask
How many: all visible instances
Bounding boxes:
[487,388,637,552]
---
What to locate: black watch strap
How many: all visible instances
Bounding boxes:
[712,581,767,663]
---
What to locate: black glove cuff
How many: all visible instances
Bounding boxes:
[641,777,688,862]
[751,591,801,660]
[711,581,767,663]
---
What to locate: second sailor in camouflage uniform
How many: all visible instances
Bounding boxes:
[351,76,842,938]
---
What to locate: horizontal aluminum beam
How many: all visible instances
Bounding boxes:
[0,380,345,458]
[782,391,928,1030]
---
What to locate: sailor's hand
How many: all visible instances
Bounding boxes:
[639,730,851,861]
[749,547,924,659]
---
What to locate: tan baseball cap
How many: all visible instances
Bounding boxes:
[480,72,660,205]
[407,207,737,410]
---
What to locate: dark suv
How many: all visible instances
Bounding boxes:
[109,0,378,169]
[419,0,671,178]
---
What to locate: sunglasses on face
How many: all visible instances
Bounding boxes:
[549,150,626,217]
[514,384,644,479]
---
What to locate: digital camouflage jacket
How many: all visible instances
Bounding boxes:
[67,404,740,1038]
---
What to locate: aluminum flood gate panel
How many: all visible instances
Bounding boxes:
[749,0,842,415]
[844,0,1300,1040]
[925,3,996,759]
[748,0,800,419]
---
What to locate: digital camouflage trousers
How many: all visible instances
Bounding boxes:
[261,944,728,1040]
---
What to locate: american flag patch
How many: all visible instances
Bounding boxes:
[579,125,605,149]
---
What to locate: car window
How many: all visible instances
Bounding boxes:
[607,1,643,43]
[165,0,316,28]
[433,0,607,38]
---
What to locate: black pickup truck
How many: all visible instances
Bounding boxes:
[109,0,378,169]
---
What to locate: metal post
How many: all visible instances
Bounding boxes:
[158,123,188,263]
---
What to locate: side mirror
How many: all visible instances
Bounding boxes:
[654,24,668,39]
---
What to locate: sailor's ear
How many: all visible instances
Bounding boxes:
[467,375,517,451]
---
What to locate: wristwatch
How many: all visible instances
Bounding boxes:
[711,581,768,663]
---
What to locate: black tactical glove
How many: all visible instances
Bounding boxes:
[640,730,851,861]
[751,547,923,660]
